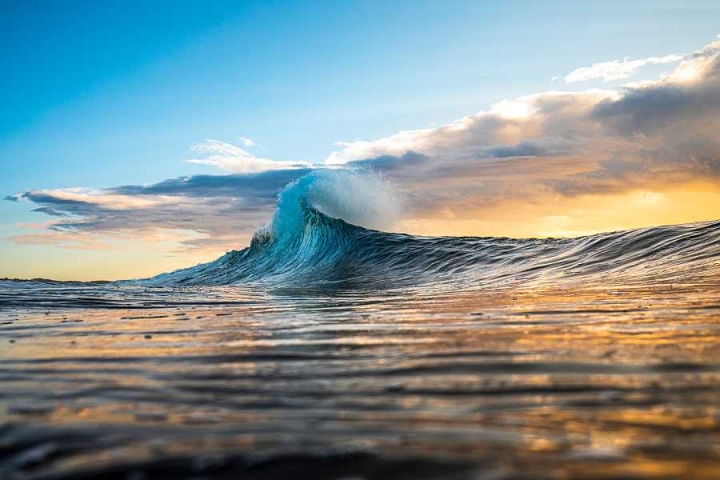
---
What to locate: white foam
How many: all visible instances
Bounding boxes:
[305,169,405,232]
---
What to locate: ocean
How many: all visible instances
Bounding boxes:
[1,171,719,479]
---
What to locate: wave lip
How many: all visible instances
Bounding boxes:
[145,171,720,289]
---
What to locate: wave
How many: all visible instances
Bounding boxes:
[144,170,720,290]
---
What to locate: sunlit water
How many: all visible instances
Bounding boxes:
[1,172,719,479]
[1,278,719,479]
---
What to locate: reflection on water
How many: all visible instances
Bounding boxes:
[0,281,719,479]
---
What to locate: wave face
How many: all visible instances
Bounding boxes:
[146,170,720,289]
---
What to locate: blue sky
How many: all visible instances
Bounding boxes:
[2,0,720,279]
[3,1,719,187]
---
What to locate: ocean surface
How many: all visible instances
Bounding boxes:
[1,171,719,479]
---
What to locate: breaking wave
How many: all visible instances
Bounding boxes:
[144,170,720,290]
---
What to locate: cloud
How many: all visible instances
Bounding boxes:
[187,139,311,174]
[111,169,307,200]
[560,36,720,84]
[10,169,309,254]
[323,89,617,171]
[563,54,684,83]
[484,138,573,159]
[238,136,256,147]
[346,151,431,172]
[323,36,720,222]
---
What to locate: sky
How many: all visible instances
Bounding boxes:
[2,0,720,280]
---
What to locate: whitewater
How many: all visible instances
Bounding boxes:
[1,169,719,479]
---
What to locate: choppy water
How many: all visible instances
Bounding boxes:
[1,171,719,479]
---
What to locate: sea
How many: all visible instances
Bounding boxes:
[1,171,719,479]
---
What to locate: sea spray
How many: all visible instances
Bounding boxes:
[269,169,405,245]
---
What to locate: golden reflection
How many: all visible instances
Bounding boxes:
[1,280,719,479]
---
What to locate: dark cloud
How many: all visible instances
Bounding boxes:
[484,138,572,159]
[111,169,309,199]
[592,57,720,134]
[22,192,98,213]
[347,151,431,172]
[31,207,71,217]
[486,142,545,158]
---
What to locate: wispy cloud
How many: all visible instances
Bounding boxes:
[238,136,256,147]
[562,54,683,83]
[560,36,720,85]
[187,139,311,174]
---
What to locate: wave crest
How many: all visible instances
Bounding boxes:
[144,170,720,290]
[270,169,404,243]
